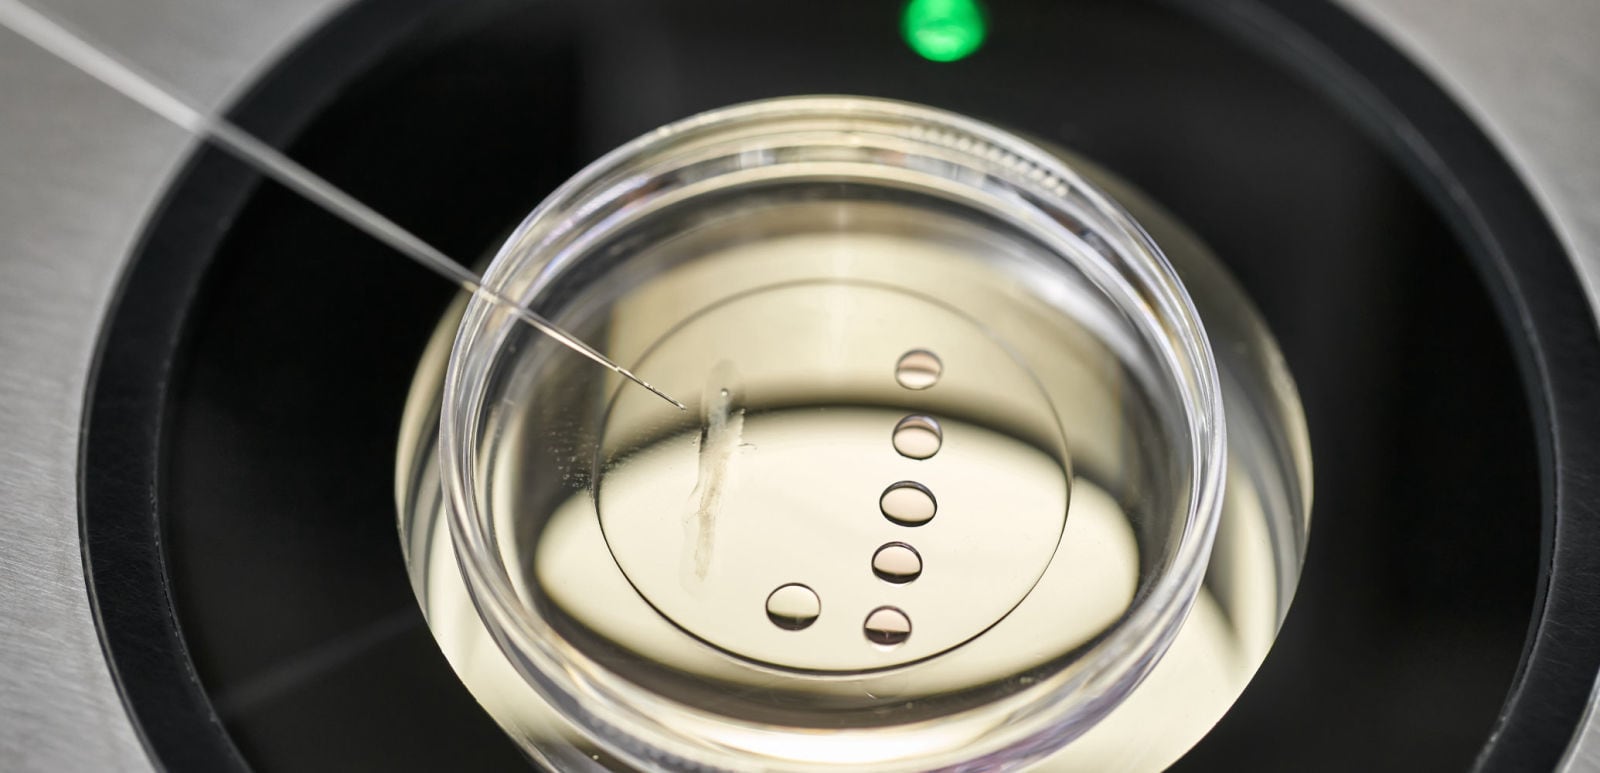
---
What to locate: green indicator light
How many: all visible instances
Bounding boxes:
[901,0,987,63]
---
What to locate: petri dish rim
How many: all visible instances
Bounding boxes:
[438,95,1226,771]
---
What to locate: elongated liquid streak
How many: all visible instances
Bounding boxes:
[0,0,684,410]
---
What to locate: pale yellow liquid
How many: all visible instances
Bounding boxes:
[402,197,1303,770]
[418,458,1279,771]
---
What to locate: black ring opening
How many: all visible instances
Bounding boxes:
[79,1,1596,770]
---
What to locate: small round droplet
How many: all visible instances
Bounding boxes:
[864,606,912,646]
[880,481,937,526]
[895,349,942,390]
[872,543,923,583]
[766,584,820,630]
[891,414,943,459]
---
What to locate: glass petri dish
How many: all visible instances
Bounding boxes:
[397,96,1311,771]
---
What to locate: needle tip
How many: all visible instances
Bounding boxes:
[650,384,688,411]
[619,368,686,410]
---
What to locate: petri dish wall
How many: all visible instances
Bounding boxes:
[396,96,1311,771]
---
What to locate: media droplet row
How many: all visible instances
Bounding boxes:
[763,351,947,644]
[765,584,916,648]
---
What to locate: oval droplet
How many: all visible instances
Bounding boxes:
[872,543,923,584]
[880,481,937,526]
[895,349,942,390]
[864,606,912,646]
[891,414,943,459]
[765,584,821,630]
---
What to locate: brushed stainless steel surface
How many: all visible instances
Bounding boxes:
[0,0,1595,769]
[1342,0,1600,341]
[0,1,341,769]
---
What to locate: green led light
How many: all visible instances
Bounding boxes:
[901,0,987,63]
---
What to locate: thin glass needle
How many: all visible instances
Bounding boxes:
[0,0,686,410]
